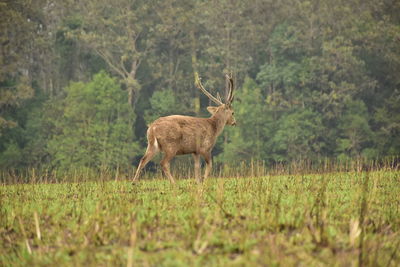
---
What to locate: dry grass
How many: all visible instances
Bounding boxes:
[1,166,399,266]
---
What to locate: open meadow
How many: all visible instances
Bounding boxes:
[2,1,400,266]
[1,169,399,266]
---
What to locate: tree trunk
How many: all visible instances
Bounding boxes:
[126,60,139,107]
[191,30,200,115]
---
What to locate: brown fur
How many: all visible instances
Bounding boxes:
[133,104,236,183]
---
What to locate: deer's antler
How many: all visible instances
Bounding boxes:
[195,72,224,106]
[225,73,234,106]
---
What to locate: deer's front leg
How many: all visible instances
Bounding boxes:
[202,151,212,181]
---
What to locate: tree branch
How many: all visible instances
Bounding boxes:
[95,48,128,79]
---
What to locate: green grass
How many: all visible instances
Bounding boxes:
[1,171,399,266]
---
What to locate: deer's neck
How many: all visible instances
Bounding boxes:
[209,112,226,136]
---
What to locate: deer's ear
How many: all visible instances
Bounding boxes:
[207,106,218,115]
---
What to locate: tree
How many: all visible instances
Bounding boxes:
[374,90,400,157]
[144,89,186,124]
[47,72,139,171]
[336,100,374,160]
[270,109,324,162]
[70,0,155,106]
[0,0,39,134]
[216,77,269,163]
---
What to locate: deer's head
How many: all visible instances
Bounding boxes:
[195,73,236,126]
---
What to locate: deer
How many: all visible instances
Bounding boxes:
[132,73,236,184]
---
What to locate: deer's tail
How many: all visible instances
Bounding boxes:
[147,124,160,151]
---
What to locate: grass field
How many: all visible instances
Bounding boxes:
[1,170,399,266]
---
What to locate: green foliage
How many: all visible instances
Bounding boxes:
[0,78,34,136]
[47,72,139,171]
[0,141,22,168]
[144,89,184,124]
[271,109,324,162]
[216,77,268,163]
[0,0,46,133]
[374,90,400,157]
[0,84,49,169]
[1,0,400,170]
[336,100,374,160]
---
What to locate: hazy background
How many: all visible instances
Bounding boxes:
[1,0,399,174]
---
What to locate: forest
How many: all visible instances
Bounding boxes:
[1,0,400,175]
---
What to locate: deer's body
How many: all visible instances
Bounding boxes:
[133,74,235,184]
[151,113,227,154]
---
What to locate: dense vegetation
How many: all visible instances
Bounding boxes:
[1,0,400,175]
[1,170,399,265]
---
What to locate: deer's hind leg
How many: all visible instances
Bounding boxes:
[160,151,176,184]
[193,153,201,183]
[133,142,159,182]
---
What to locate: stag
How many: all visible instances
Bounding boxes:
[133,73,236,184]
